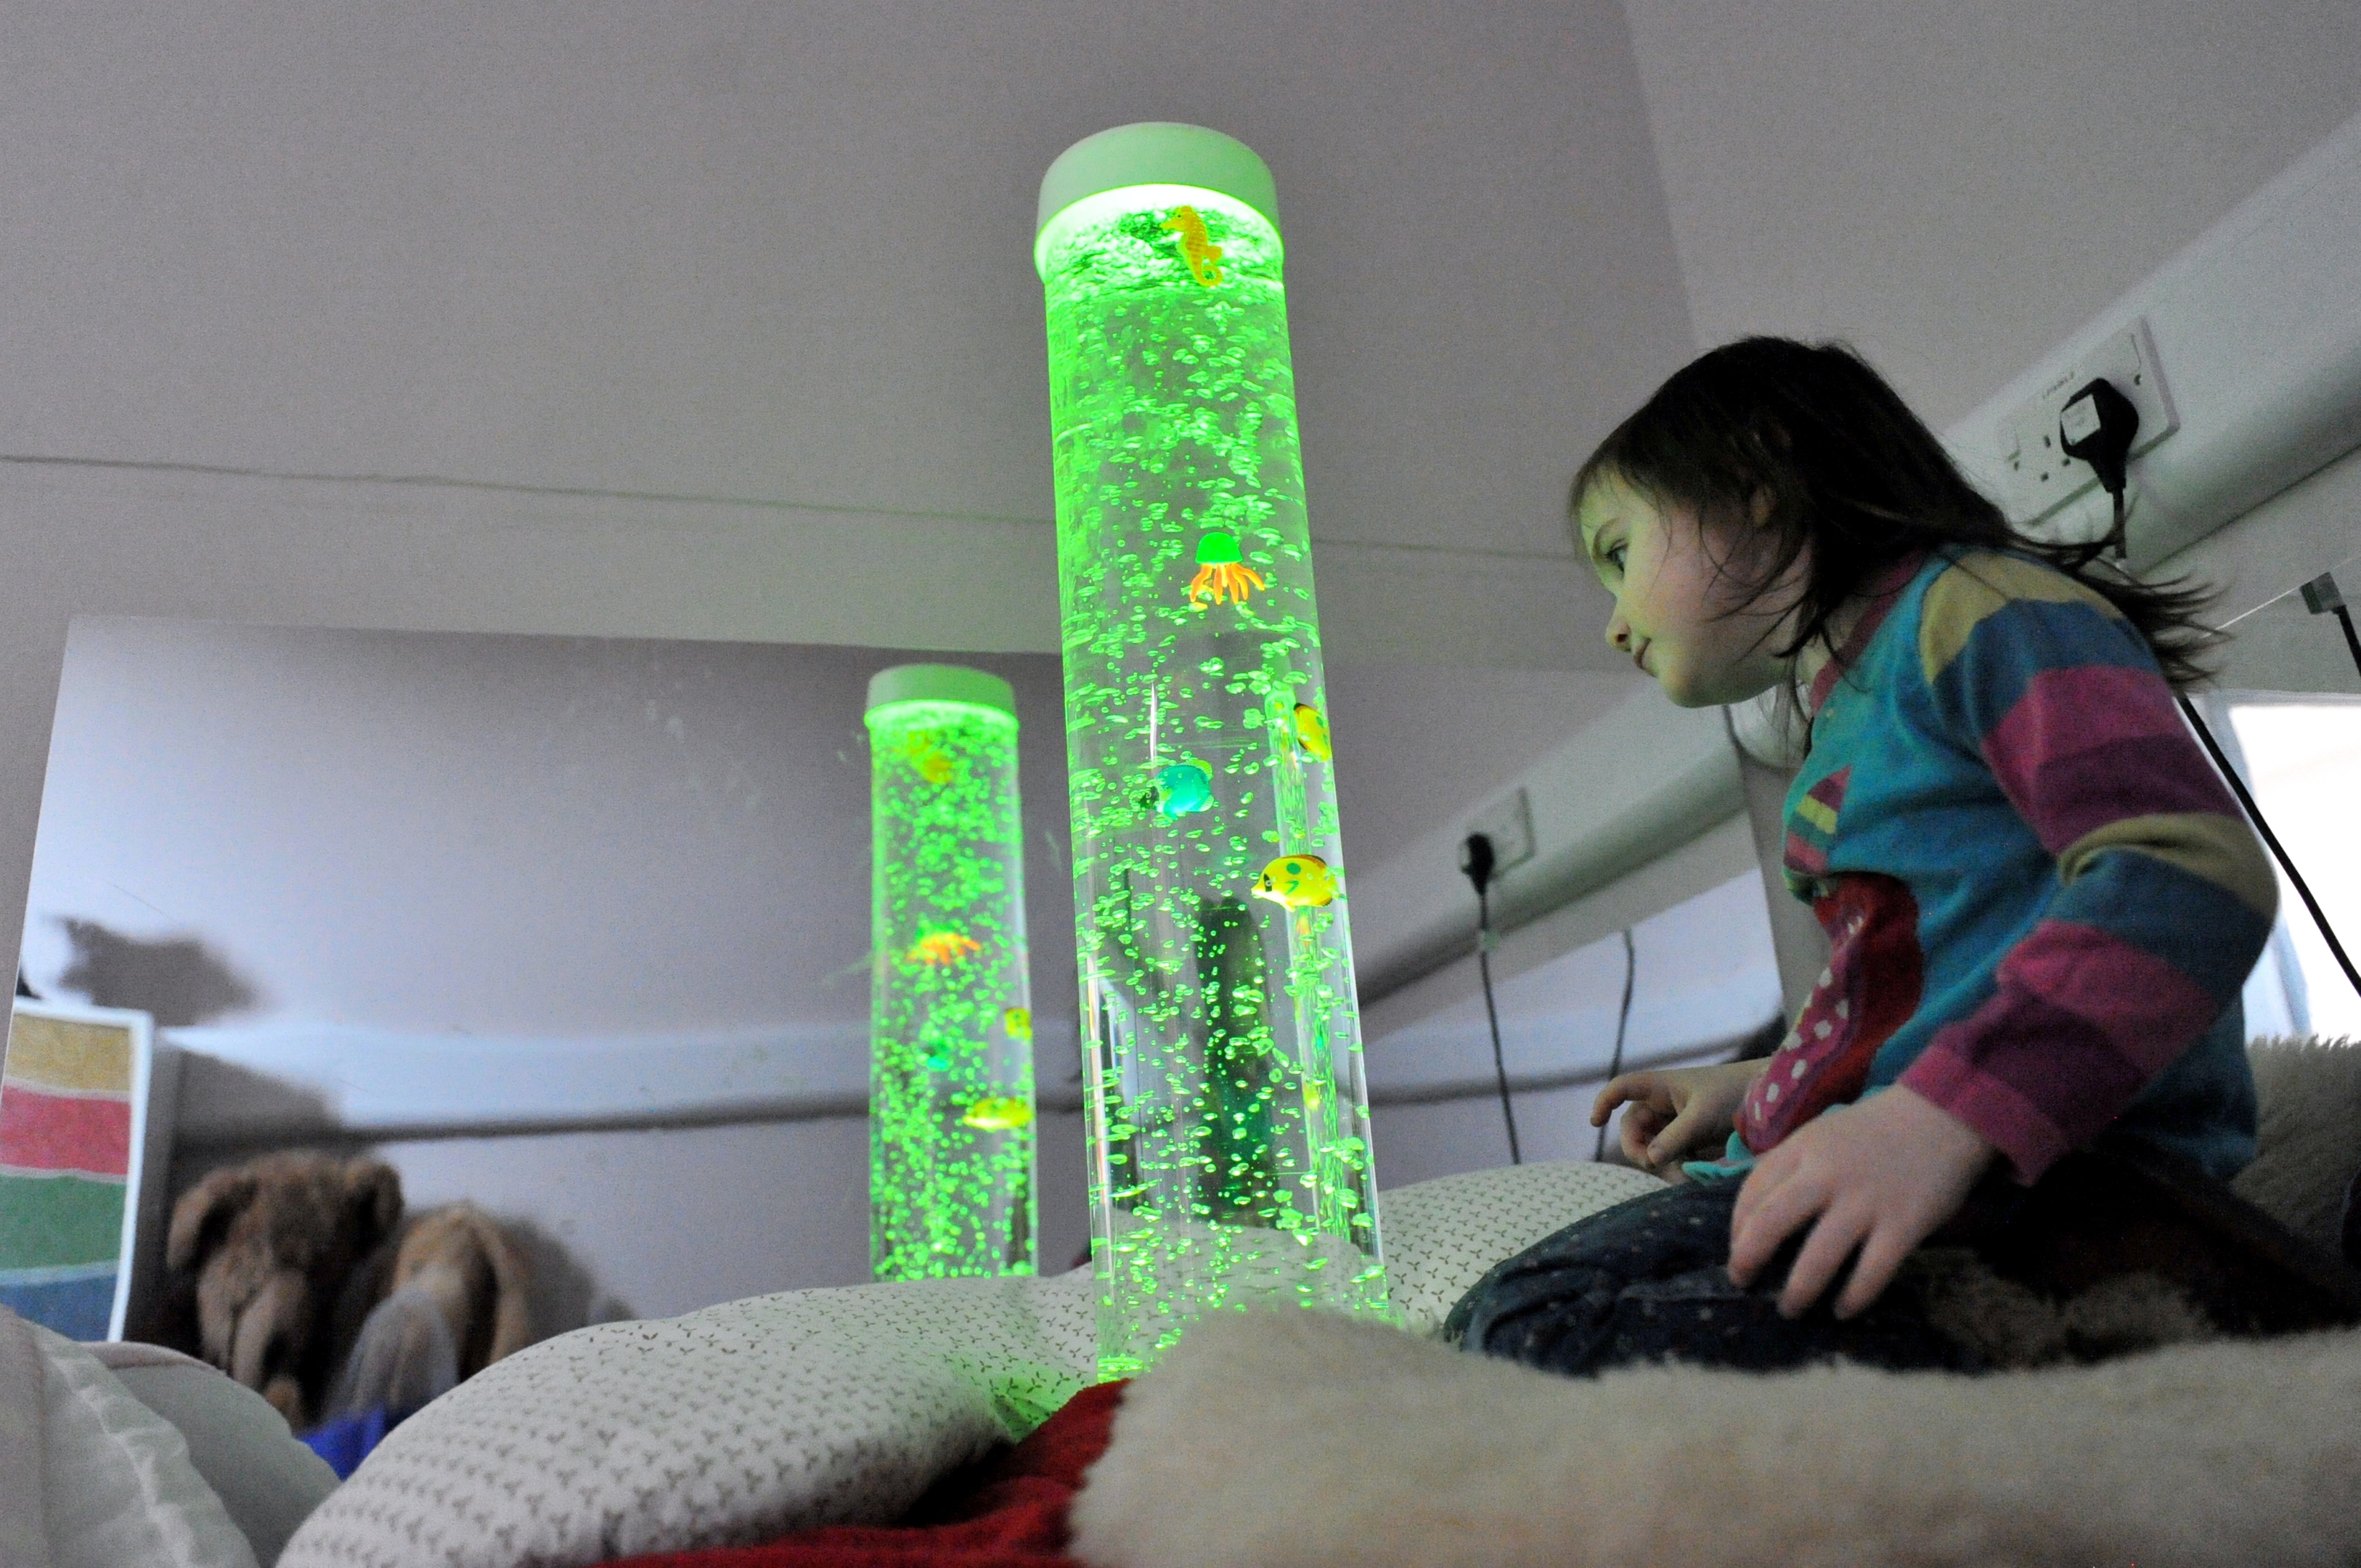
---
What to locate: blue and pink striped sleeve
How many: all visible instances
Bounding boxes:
[1899,556,2277,1182]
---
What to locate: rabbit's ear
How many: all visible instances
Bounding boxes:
[460,1209,536,1365]
[166,1167,259,1273]
[343,1159,404,1252]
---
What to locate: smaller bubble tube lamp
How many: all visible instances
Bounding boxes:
[865,663,1037,1281]
[1035,123,1387,1376]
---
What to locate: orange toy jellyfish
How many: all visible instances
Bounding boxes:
[1187,529,1265,611]
[908,931,983,967]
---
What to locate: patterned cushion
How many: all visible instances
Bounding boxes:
[278,1160,1662,1568]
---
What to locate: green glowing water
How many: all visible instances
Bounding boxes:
[865,697,1037,1281]
[1040,189,1387,1376]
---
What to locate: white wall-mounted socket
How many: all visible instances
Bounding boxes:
[1997,317,2179,525]
[1465,787,1536,875]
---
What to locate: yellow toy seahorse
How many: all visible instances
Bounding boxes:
[1163,205,1224,287]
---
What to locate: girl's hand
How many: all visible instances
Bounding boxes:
[1591,1060,1768,1172]
[1727,1085,1994,1319]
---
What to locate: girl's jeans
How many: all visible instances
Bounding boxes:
[1442,1176,1981,1376]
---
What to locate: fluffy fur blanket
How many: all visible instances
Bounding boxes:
[1069,1307,2361,1568]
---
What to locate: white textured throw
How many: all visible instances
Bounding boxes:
[1071,1307,2361,1568]
[277,1160,1660,1568]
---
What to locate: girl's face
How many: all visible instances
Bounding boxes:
[1575,472,1801,708]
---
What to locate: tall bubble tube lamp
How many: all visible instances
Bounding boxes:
[1034,123,1387,1375]
[865,663,1037,1281]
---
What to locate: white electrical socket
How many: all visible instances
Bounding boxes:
[1466,788,1536,875]
[1997,317,2179,525]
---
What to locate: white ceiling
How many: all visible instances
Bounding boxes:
[0,2,1688,604]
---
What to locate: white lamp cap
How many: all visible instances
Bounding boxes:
[1035,122,1279,245]
[864,663,1016,719]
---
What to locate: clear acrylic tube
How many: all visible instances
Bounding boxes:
[865,663,1036,1281]
[1035,125,1387,1376]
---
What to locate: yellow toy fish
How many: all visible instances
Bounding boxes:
[1292,703,1332,761]
[908,931,982,966]
[1252,854,1338,909]
[961,1095,1035,1132]
[1004,1006,1032,1041]
[1163,205,1225,287]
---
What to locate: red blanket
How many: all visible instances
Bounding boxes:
[603,1381,1127,1568]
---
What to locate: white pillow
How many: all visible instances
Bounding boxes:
[109,1362,340,1567]
[280,1272,1097,1568]
[4,1312,260,1568]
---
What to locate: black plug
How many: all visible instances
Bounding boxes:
[1459,831,1496,897]
[2059,377,2140,558]
[2300,571,2361,685]
[1459,828,1521,1164]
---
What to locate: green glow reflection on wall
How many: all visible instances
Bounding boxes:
[1036,136,1388,1377]
[865,673,1037,1281]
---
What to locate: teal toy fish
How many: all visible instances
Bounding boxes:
[1156,760,1216,821]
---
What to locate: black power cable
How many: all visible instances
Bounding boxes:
[2061,375,2361,1007]
[1459,831,1521,1165]
[2177,693,2361,1003]
[1593,928,1636,1163]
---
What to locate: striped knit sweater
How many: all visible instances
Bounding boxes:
[1731,548,2272,1185]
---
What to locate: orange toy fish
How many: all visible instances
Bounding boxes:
[1163,205,1225,287]
[908,931,982,966]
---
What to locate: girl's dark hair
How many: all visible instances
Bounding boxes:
[1572,337,2219,690]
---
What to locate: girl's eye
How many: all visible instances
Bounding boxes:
[1604,543,1626,573]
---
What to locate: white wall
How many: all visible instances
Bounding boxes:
[24,620,1093,1318]
[1624,0,2361,422]
[24,621,1072,1043]
[1366,870,1781,1190]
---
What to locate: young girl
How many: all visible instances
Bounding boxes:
[1445,337,2281,1375]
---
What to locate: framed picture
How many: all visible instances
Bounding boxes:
[0,1000,160,1340]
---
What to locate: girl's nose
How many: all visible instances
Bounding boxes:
[1604,612,1632,653]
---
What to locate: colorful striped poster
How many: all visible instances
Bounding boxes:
[0,1006,152,1340]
